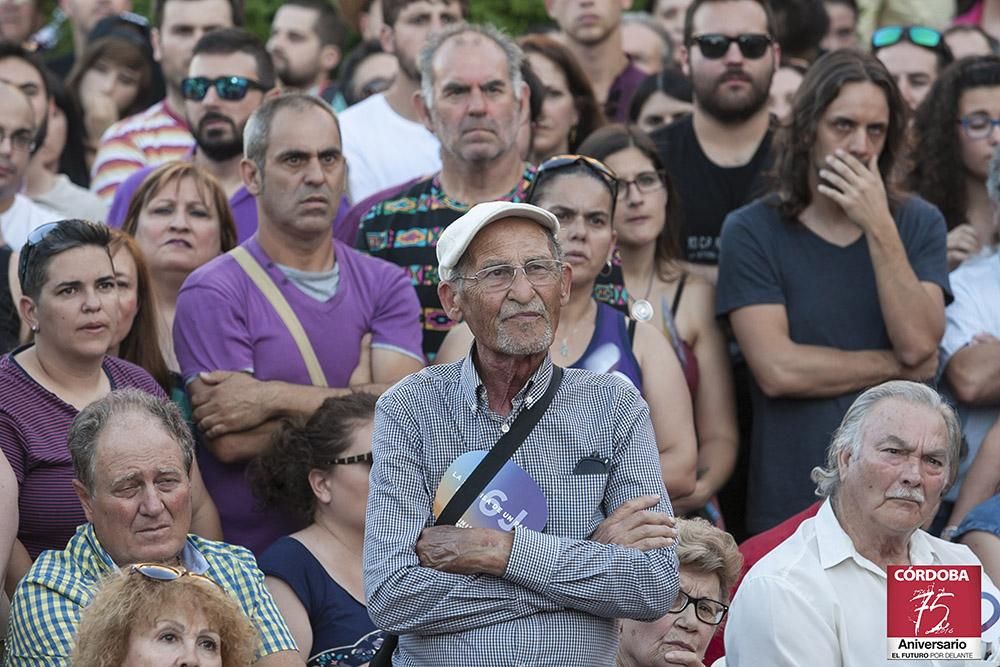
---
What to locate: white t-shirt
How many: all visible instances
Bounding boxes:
[0,194,61,250]
[726,500,998,666]
[339,93,441,204]
[33,174,110,225]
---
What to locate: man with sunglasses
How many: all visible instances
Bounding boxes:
[872,25,953,112]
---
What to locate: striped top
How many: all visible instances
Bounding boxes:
[0,350,166,558]
[90,100,194,202]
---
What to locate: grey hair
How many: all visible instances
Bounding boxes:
[243,93,342,176]
[418,22,525,109]
[676,517,743,602]
[446,226,563,288]
[811,381,962,499]
[68,389,195,495]
[988,143,1000,205]
[621,12,675,66]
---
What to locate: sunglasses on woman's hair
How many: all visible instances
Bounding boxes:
[527,154,620,204]
[181,76,268,102]
[17,221,60,289]
[689,33,773,60]
[130,563,225,591]
[871,26,945,53]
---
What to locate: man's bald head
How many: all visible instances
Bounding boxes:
[0,80,35,126]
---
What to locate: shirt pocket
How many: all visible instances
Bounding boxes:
[547,473,608,539]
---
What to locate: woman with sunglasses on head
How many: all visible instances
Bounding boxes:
[0,220,220,588]
[579,124,738,521]
[906,55,1000,270]
[435,155,698,499]
[73,564,258,666]
[249,394,384,666]
[871,25,954,112]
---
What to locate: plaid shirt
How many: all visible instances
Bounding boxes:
[363,354,679,667]
[5,523,298,665]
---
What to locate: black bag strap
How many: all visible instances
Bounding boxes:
[436,365,564,527]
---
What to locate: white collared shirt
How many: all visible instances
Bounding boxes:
[725,499,998,666]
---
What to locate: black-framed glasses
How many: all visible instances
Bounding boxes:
[871,25,946,53]
[181,76,268,102]
[0,127,36,154]
[668,589,729,625]
[130,563,224,592]
[456,259,564,293]
[16,221,60,289]
[689,33,773,60]
[958,111,1000,140]
[527,154,620,206]
[329,451,374,465]
[616,170,666,200]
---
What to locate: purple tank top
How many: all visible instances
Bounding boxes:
[572,303,644,392]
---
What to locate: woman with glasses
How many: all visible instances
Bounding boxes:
[73,564,258,666]
[617,517,742,667]
[249,394,384,666]
[435,155,698,499]
[0,220,220,583]
[907,55,1000,270]
[579,124,738,522]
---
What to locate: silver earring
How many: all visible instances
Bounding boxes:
[30,324,38,333]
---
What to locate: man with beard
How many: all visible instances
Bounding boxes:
[354,22,536,361]
[91,0,239,201]
[173,93,424,554]
[651,0,777,284]
[338,0,466,203]
[545,0,646,121]
[715,50,948,535]
[266,0,347,96]
[105,28,275,242]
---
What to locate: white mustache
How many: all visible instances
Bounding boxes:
[499,301,547,321]
[887,487,925,504]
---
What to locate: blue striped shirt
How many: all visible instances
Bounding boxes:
[363,354,679,666]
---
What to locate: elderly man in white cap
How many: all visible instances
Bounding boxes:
[362,200,681,666]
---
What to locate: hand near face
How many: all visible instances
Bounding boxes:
[946,223,984,270]
[589,495,677,551]
[661,649,707,666]
[415,526,514,576]
[817,150,893,233]
[80,92,119,144]
[191,370,273,438]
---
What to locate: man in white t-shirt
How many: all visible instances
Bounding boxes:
[338,0,465,203]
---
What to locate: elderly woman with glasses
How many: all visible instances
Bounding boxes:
[0,220,220,589]
[617,518,742,667]
[435,154,698,500]
[248,394,385,666]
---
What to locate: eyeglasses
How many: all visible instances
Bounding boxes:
[130,563,225,592]
[527,154,620,205]
[871,26,946,54]
[0,126,36,153]
[16,221,60,289]
[616,170,666,200]
[180,76,268,102]
[668,588,729,625]
[689,33,773,60]
[329,451,374,465]
[455,259,564,293]
[958,111,1000,140]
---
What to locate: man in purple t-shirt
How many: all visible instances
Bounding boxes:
[174,93,425,554]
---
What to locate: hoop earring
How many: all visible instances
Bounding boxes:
[599,260,613,277]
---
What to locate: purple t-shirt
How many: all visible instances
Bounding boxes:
[607,61,647,123]
[0,351,167,558]
[173,236,423,553]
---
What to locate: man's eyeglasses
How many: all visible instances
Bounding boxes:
[455,259,564,293]
[17,221,60,289]
[616,171,666,200]
[689,33,773,60]
[181,76,268,102]
[668,588,729,625]
[871,26,946,54]
[527,154,620,207]
[329,451,374,466]
[958,111,1000,140]
[0,127,36,154]
[130,563,224,592]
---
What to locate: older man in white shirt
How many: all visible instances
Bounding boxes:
[726,380,999,667]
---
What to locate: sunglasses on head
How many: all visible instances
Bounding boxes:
[871,25,945,53]
[527,154,620,205]
[17,221,60,290]
[689,33,773,60]
[180,76,268,102]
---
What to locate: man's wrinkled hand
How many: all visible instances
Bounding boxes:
[415,526,513,576]
[191,370,272,438]
[590,495,676,551]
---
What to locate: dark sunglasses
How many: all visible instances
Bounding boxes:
[689,33,773,60]
[181,75,268,102]
[17,221,60,290]
[527,154,620,206]
[871,26,945,53]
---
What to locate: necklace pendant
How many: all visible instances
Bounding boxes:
[631,299,654,322]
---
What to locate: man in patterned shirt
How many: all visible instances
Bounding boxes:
[5,390,303,666]
[363,201,680,666]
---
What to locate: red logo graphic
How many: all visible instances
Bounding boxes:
[888,566,981,638]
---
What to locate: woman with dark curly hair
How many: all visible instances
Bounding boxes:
[907,55,1000,270]
[249,393,384,666]
[72,566,259,666]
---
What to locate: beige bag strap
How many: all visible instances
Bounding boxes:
[229,246,329,387]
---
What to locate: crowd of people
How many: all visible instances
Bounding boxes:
[0,0,999,664]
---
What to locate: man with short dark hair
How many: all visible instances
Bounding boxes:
[90,0,239,201]
[267,0,347,96]
[821,0,858,51]
[0,0,45,47]
[715,50,949,535]
[872,24,953,111]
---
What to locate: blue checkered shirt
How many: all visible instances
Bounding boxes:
[5,522,298,664]
[363,354,679,667]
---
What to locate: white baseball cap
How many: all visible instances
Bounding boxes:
[436,201,560,281]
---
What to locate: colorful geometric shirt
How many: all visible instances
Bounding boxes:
[4,523,299,665]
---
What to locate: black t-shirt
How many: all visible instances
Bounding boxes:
[651,115,773,265]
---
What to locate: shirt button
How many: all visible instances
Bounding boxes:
[501,423,510,433]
